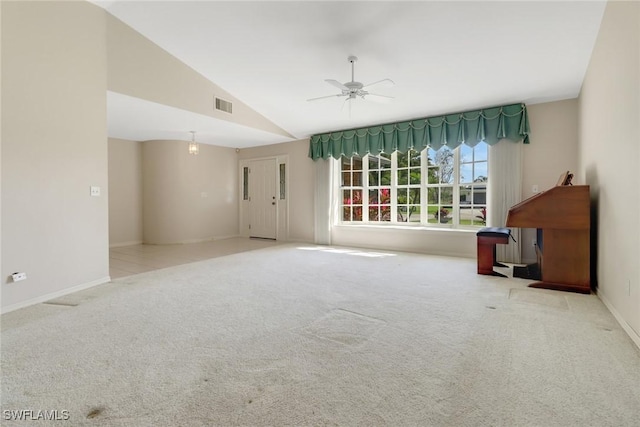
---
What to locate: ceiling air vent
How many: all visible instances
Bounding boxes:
[215,97,233,114]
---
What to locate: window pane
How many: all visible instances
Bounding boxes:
[369,207,379,221]
[459,203,472,224]
[460,144,472,162]
[369,155,378,169]
[409,151,421,167]
[381,206,391,221]
[398,169,408,185]
[435,147,454,184]
[342,172,351,186]
[474,162,488,182]
[398,206,408,222]
[409,188,420,204]
[369,171,379,186]
[427,167,439,184]
[380,188,391,205]
[343,189,351,204]
[408,206,421,222]
[380,153,392,169]
[351,171,361,186]
[460,186,471,204]
[427,147,437,165]
[380,169,391,185]
[428,188,438,204]
[409,169,421,185]
[440,206,453,224]
[279,163,286,200]
[352,189,362,205]
[341,156,352,171]
[441,187,453,204]
[434,206,450,223]
[353,157,363,170]
[475,207,487,225]
[353,206,362,221]
[243,167,249,200]
[460,163,473,184]
[473,187,487,204]
[369,189,379,205]
[475,142,488,161]
[397,151,408,167]
[343,207,351,221]
[397,188,408,204]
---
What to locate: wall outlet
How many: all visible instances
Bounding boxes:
[532,239,537,247]
[532,184,539,194]
[90,186,101,197]
[11,272,27,282]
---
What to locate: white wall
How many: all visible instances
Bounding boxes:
[142,140,239,244]
[578,0,640,344]
[108,138,143,246]
[520,99,580,262]
[1,1,109,312]
[333,226,477,258]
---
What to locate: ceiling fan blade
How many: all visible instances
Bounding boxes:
[325,79,349,91]
[342,97,353,118]
[366,93,395,103]
[307,94,342,102]
[363,78,395,90]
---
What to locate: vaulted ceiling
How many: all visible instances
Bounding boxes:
[96,1,607,148]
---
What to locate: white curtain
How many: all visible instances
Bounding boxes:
[314,159,333,245]
[487,140,523,263]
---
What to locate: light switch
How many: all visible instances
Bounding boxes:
[90,186,101,197]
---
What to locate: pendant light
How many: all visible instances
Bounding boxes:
[188,131,199,155]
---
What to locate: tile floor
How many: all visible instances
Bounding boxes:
[109,237,281,280]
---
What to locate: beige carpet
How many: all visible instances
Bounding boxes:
[2,244,639,426]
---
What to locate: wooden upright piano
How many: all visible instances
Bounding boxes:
[506,180,591,294]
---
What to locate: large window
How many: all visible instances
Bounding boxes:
[339,143,488,227]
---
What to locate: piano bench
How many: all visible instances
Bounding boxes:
[476,227,511,276]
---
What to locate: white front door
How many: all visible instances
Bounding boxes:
[249,158,277,239]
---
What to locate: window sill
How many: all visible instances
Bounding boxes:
[333,223,479,234]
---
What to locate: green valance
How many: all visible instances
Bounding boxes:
[308,103,530,160]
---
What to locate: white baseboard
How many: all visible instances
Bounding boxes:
[179,235,241,244]
[598,292,640,350]
[213,234,241,241]
[144,235,242,245]
[1,276,111,315]
[109,240,143,248]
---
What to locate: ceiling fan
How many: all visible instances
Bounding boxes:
[307,56,395,109]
